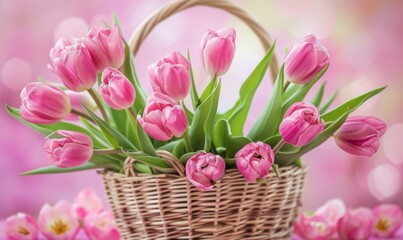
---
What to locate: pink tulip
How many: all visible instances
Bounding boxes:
[235,142,274,182]
[372,204,403,238]
[201,28,236,76]
[48,38,74,69]
[294,213,333,240]
[337,207,373,240]
[147,51,190,101]
[284,34,329,84]
[279,102,325,146]
[137,92,187,141]
[316,199,347,227]
[99,67,135,110]
[44,130,93,168]
[84,210,120,240]
[83,25,125,71]
[334,116,387,156]
[185,152,226,191]
[51,42,97,92]
[73,188,104,222]
[65,90,96,121]
[20,82,71,124]
[4,213,39,240]
[38,201,79,240]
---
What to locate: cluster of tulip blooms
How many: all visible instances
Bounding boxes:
[294,199,403,240]
[7,20,386,191]
[4,189,120,240]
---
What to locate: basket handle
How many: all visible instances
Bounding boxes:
[128,0,279,82]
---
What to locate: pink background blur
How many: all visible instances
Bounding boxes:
[1,0,402,220]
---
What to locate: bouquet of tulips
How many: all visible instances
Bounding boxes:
[6,19,386,191]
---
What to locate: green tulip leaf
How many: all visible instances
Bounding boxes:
[320,90,338,114]
[187,50,200,110]
[311,82,326,107]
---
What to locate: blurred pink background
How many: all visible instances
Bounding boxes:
[1,0,402,220]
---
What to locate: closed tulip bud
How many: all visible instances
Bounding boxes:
[44,130,93,168]
[99,67,135,110]
[73,188,104,222]
[294,213,333,240]
[201,28,236,76]
[235,142,274,182]
[83,25,125,71]
[334,116,387,156]
[315,198,346,229]
[65,90,97,121]
[4,213,39,240]
[51,43,97,92]
[138,93,187,141]
[284,34,329,84]
[372,204,403,238]
[38,201,79,240]
[147,51,190,101]
[337,208,373,240]
[280,102,325,147]
[84,210,120,240]
[20,82,71,124]
[185,152,226,191]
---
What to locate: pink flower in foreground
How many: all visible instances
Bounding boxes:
[20,82,71,124]
[294,213,333,240]
[99,67,135,110]
[84,210,120,240]
[73,188,104,222]
[337,207,373,240]
[38,201,79,240]
[4,213,39,240]
[83,25,125,71]
[51,42,97,92]
[334,116,387,156]
[316,199,347,228]
[185,152,226,191]
[284,34,329,84]
[138,93,187,141]
[65,90,96,121]
[147,51,191,101]
[280,102,324,147]
[44,130,93,168]
[201,28,236,76]
[235,142,274,182]
[372,204,403,238]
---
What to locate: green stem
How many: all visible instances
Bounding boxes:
[127,107,137,124]
[71,108,95,123]
[183,130,193,152]
[93,149,123,155]
[273,139,286,155]
[87,88,109,124]
[284,80,291,91]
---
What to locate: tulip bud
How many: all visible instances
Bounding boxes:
[201,28,236,76]
[44,130,93,168]
[84,210,121,240]
[73,188,104,222]
[185,152,226,191]
[4,213,39,240]
[20,82,71,124]
[38,201,79,240]
[83,25,125,71]
[138,93,187,141]
[334,116,386,156]
[279,102,325,146]
[147,51,190,101]
[51,42,97,92]
[284,34,329,84]
[315,198,346,228]
[235,142,274,182]
[99,67,135,110]
[337,208,373,240]
[65,90,97,121]
[294,213,333,239]
[372,204,403,238]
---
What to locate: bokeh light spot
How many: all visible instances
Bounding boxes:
[54,17,88,42]
[368,163,401,200]
[383,123,403,165]
[1,58,32,92]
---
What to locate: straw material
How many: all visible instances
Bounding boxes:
[99,164,306,239]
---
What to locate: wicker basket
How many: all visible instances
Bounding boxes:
[100,0,307,239]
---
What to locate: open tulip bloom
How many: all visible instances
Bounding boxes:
[6,18,387,191]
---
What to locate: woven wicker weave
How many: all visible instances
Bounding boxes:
[100,0,306,239]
